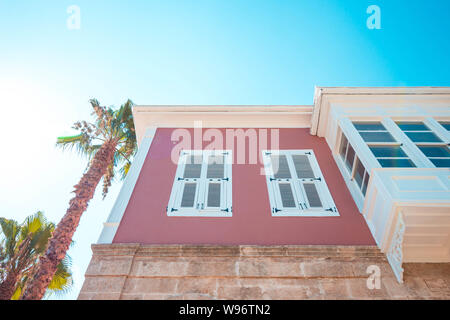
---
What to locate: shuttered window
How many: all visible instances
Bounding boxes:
[263,150,339,216]
[167,150,232,216]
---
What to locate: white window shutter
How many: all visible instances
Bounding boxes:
[180,182,198,208]
[183,155,203,178]
[167,150,232,216]
[278,183,297,208]
[263,150,338,216]
[302,183,322,208]
[206,183,221,207]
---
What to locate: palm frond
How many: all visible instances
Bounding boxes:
[56,132,93,156]
[0,211,74,299]
[56,98,137,202]
[0,218,20,258]
[45,255,73,297]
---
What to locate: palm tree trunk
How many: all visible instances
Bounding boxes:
[21,141,117,300]
[0,270,20,300]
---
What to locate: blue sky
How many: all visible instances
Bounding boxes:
[0,0,449,299]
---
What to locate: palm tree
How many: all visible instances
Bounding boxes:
[0,212,73,300]
[21,99,136,300]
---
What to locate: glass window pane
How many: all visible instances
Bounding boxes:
[183,155,202,178]
[339,134,348,159]
[345,143,356,172]
[418,146,450,158]
[181,183,197,207]
[430,158,450,168]
[271,155,291,179]
[353,122,387,131]
[292,155,315,179]
[404,132,443,143]
[207,155,224,178]
[396,122,430,131]
[378,158,416,168]
[361,172,369,196]
[303,184,322,208]
[360,131,396,142]
[369,146,408,158]
[354,159,366,189]
[278,183,296,208]
[439,121,450,131]
[207,183,221,207]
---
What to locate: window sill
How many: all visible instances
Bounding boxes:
[167,210,232,217]
[272,211,340,217]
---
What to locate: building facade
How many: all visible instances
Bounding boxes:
[79,87,450,300]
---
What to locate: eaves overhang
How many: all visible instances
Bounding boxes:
[311,86,450,136]
[132,105,314,145]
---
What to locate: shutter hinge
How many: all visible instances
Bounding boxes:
[222,177,229,181]
[270,177,276,181]
[177,177,184,181]
[273,208,282,213]
[310,177,321,181]
[265,152,272,155]
[305,152,311,155]
[222,152,229,155]
[325,208,334,212]
[171,208,178,212]
[221,208,229,212]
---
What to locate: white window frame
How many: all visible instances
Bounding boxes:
[262,150,339,217]
[352,120,418,168]
[167,149,232,217]
[338,133,371,197]
[394,118,450,168]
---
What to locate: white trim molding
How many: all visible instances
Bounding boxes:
[132,105,313,145]
[262,150,339,217]
[167,149,232,217]
[97,127,157,244]
[386,211,406,283]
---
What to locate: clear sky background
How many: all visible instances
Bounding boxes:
[0,0,449,299]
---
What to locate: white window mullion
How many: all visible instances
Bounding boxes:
[286,153,307,210]
[197,152,209,210]
[424,117,450,143]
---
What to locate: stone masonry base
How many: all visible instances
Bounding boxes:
[78,244,450,300]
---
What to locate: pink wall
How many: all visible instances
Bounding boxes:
[113,128,375,245]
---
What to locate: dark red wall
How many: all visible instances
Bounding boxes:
[113,128,375,245]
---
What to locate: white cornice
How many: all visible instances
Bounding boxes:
[311,86,450,136]
[314,87,450,95]
[133,105,313,113]
[132,105,314,144]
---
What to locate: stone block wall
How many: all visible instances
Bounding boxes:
[78,244,450,300]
